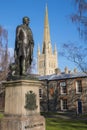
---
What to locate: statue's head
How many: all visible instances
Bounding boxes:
[23,16,30,25]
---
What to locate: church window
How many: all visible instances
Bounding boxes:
[39,89,43,98]
[54,63,55,67]
[39,61,45,68]
[49,62,50,67]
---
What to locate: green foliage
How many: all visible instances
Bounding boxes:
[0,113,4,119]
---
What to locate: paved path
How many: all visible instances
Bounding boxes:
[43,112,87,120]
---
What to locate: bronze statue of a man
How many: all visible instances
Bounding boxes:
[14,16,34,75]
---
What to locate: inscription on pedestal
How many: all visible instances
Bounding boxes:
[25,123,43,129]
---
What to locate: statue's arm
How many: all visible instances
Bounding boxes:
[16,26,22,48]
[14,26,21,58]
[29,28,34,47]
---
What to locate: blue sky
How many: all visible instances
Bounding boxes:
[0,0,82,72]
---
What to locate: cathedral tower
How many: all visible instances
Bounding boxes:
[37,5,58,76]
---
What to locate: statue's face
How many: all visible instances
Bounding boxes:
[23,17,29,25]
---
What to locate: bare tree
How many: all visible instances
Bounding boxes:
[0,26,13,111]
[61,43,87,73]
[71,0,87,41]
[0,25,9,81]
[61,0,87,73]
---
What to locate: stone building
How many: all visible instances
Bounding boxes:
[0,82,5,111]
[37,5,58,76]
[0,69,87,114]
[39,68,87,114]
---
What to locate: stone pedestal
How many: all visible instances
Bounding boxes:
[0,115,45,130]
[0,80,45,130]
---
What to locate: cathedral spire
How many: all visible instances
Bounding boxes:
[37,4,58,76]
[54,44,57,54]
[42,4,52,54]
[37,44,40,55]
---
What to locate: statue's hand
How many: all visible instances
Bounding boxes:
[31,41,34,47]
[17,40,22,48]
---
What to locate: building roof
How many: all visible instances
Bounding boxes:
[39,72,87,81]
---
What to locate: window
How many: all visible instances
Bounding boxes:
[76,80,82,94]
[60,82,67,94]
[39,61,45,68]
[61,99,67,110]
[39,89,43,98]
[49,62,50,67]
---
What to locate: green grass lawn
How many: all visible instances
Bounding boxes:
[0,112,87,130]
[46,117,87,130]
[0,113,3,119]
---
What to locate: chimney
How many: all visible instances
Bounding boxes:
[74,68,77,73]
[55,68,61,75]
[64,67,68,74]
